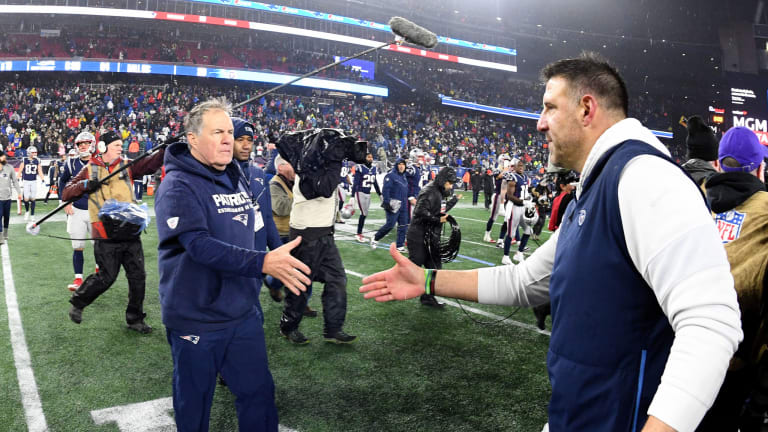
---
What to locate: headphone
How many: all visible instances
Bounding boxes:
[97,141,107,153]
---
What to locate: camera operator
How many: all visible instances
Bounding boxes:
[276,128,367,344]
[408,167,460,308]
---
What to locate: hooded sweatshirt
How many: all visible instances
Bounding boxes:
[0,162,21,200]
[382,159,408,210]
[706,171,767,214]
[156,142,266,333]
[238,159,282,252]
[477,118,742,431]
[706,172,768,372]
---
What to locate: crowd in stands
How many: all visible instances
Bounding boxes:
[378,54,679,135]
[0,20,680,134]
[0,77,563,174]
[0,73,691,170]
[0,28,371,83]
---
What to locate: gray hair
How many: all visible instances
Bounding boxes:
[184,97,232,135]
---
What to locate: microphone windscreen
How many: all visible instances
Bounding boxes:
[388,17,438,49]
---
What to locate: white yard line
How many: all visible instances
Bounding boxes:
[440,299,551,336]
[460,238,504,249]
[2,243,48,432]
[345,269,367,279]
[451,215,552,234]
[344,269,550,337]
[90,397,300,432]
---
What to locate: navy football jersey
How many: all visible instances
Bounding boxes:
[406,163,421,198]
[419,165,431,188]
[21,158,41,181]
[353,164,378,194]
[513,173,529,200]
[339,161,352,191]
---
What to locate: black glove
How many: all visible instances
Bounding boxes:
[80,179,100,194]
[382,201,392,212]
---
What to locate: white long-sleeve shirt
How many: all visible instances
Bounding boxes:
[477,118,743,432]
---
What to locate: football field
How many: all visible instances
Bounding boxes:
[0,194,552,431]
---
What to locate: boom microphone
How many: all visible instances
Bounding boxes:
[388,17,438,49]
[232,17,438,110]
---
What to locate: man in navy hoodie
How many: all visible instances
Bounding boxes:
[231,117,284,305]
[371,158,408,251]
[155,98,311,432]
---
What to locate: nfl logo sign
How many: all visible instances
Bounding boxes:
[715,210,746,243]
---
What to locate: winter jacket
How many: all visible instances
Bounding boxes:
[155,142,266,333]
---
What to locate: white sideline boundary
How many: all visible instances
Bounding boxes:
[2,242,48,431]
[90,397,300,432]
[344,269,550,337]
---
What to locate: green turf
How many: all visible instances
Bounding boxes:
[0,193,553,431]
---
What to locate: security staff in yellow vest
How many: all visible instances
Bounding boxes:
[270,154,294,239]
[62,130,165,334]
[263,155,293,303]
[699,126,768,432]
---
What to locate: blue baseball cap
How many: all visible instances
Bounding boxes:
[231,117,255,139]
[718,127,768,173]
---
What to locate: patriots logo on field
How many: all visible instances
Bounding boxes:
[180,335,200,344]
[232,213,248,226]
[166,217,179,229]
[715,210,746,244]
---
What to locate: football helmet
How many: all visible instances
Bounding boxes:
[341,203,356,219]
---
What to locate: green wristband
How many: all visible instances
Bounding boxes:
[424,269,437,295]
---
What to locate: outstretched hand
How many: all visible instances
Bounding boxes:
[263,236,312,296]
[359,243,426,302]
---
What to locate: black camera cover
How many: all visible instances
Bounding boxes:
[275,128,368,200]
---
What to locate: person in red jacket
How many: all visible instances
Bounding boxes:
[548,172,577,231]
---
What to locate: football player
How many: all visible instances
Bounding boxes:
[350,152,382,242]
[59,132,95,291]
[483,154,513,244]
[18,146,44,220]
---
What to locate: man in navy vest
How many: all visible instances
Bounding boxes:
[359,53,743,432]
